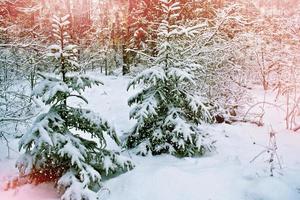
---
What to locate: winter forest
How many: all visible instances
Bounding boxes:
[0,0,300,199]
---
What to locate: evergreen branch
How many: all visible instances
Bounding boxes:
[67,94,88,104]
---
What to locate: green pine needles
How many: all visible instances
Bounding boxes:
[17,15,133,200]
[125,0,214,157]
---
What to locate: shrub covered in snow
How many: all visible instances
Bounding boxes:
[125,0,214,157]
[16,15,133,200]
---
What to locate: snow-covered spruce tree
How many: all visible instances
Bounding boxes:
[16,15,133,200]
[125,0,214,157]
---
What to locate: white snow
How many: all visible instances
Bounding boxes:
[0,73,300,200]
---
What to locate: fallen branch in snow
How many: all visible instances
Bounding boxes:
[228,117,264,127]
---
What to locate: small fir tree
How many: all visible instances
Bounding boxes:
[17,15,133,200]
[126,0,214,157]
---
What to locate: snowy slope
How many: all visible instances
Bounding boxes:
[1,73,300,200]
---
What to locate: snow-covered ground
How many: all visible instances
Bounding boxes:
[1,73,300,200]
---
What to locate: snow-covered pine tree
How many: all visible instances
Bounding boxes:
[125,0,214,157]
[16,15,133,200]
